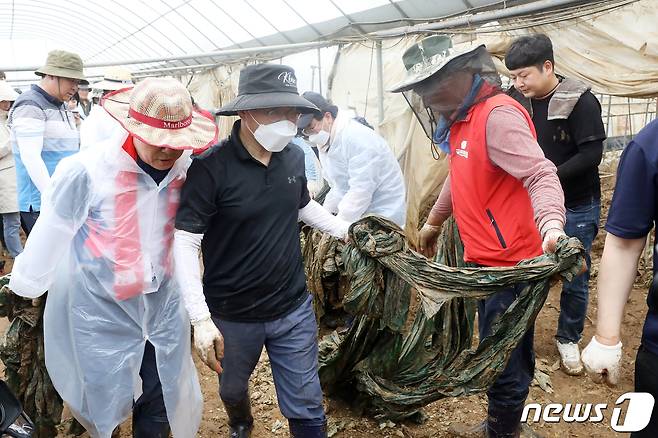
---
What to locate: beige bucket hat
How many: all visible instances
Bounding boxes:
[102,77,218,151]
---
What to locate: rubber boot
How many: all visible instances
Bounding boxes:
[223,398,254,438]
[288,418,328,438]
[486,405,522,438]
[132,415,171,438]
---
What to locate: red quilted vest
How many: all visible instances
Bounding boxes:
[449,94,543,267]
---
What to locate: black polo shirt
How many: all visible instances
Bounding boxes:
[175,120,311,322]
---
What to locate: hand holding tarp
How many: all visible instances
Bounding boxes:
[417,223,442,258]
[542,228,567,254]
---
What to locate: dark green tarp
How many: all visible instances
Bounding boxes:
[303,216,584,420]
[0,275,62,437]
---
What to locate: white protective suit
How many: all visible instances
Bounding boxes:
[321,112,407,227]
[8,126,202,438]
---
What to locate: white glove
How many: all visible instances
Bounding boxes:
[581,336,622,385]
[542,227,567,254]
[192,316,224,374]
[307,181,322,199]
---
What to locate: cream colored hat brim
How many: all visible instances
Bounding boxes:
[102,87,218,151]
[92,79,134,91]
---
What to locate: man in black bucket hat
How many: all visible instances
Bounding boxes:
[174,63,350,438]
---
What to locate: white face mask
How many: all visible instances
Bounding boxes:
[248,113,297,152]
[308,130,330,149]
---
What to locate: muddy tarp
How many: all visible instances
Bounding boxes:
[0,275,62,437]
[303,216,584,420]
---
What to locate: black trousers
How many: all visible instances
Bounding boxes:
[20,210,39,235]
[476,282,537,437]
[632,345,658,437]
[131,342,170,438]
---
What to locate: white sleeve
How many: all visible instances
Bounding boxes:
[20,144,51,194]
[9,159,91,298]
[12,110,51,194]
[173,229,211,323]
[299,199,350,239]
[336,140,377,223]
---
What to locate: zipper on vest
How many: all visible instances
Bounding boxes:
[486,208,507,249]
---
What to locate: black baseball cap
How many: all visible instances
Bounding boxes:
[296,91,338,128]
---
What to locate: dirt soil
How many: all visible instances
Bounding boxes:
[1,152,650,437]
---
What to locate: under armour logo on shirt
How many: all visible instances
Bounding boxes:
[278,72,297,87]
[288,176,296,184]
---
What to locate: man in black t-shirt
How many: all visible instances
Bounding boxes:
[173,64,349,438]
[506,34,606,376]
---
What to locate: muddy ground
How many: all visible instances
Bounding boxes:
[1,152,650,437]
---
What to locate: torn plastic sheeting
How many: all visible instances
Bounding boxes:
[305,216,584,420]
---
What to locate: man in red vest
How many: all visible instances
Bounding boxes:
[391,36,566,437]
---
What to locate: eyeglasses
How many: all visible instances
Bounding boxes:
[60,77,83,86]
[259,107,302,122]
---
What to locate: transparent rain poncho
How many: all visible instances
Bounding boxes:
[79,104,124,150]
[9,126,202,438]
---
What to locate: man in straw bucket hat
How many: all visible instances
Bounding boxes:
[390,36,567,437]
[8,49,87,235]
[174,63,350,438]
[8,77,217,438]
[80,66,135,149]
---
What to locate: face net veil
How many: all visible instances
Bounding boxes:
[401,45,502,158]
